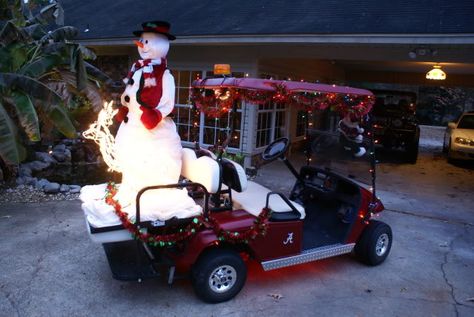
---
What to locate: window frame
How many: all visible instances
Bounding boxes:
[255,101,288,149]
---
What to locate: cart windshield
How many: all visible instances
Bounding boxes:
[191,77,376,186]
[305,123,374,186]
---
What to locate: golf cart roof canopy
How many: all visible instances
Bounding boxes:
[191,77,375,119]
[193,77,373,97]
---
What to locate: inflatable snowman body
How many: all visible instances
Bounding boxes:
[114,32,181,203]
[81,22,201,227]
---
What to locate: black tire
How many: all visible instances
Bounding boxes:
[442,135,448,153]
[355,220,392,266]
[405,140,419,164]
[405,128,420,164]
[447,140,456,164]
[192,248,247,303]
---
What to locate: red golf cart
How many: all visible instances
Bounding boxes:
[85,77,391,303]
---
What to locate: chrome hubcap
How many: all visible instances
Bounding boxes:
[209,265,237,293]
[376,233,389,256]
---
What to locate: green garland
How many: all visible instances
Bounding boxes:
[104,182,270,246]
[190,87,374,119]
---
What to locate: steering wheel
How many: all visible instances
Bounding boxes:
[262,137,290,161]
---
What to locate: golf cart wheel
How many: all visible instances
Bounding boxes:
[355,220,392,266]
[192,248,247,303]
[405,141,419,164]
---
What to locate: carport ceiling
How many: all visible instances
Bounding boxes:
[336,60,474,75]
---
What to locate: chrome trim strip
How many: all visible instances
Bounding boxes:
[261,243,355,271]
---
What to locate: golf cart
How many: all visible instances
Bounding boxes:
[84,78,392,303]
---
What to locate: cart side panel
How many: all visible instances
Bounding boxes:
[345,188,372,243]
[249,220,303,261]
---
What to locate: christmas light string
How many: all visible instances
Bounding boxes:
[191,87,374,118]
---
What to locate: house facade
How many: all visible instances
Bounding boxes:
[62,0,474,166]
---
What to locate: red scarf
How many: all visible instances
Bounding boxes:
[124,58,167,109]
[119,58,168,129]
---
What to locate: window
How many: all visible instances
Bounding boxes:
[172,69,245,149]
[173,70,201,142]
[256,102,287,148]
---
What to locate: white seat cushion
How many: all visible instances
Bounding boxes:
[232,181,305,219]
[181,148,220,193]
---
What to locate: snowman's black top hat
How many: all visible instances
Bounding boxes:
[133,21,176,40]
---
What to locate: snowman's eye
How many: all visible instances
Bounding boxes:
[145,40,148,44]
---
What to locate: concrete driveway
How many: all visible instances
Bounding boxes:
[1,146,473,317]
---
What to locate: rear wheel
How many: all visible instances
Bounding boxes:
[405,128,420,164]
[355,220,392,266]
[192,248,247,303]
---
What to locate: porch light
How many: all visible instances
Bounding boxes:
[426,65,446,80]
[214,64,231,76]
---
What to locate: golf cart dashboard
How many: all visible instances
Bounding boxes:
[290,166,360,205]
[304,171,337,192]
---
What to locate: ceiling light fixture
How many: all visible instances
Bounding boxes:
[426,65,446,80]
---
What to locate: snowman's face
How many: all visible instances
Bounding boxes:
[137,33,169,60]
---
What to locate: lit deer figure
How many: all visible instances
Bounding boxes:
[83,101,121,172]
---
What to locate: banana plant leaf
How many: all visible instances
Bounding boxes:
[18,54,62,78]
[0,72,76,138]
[23,23,46,40]
[0,20,29,46]
[85,62,115,86]
[10,91,40,141]
[0,101,25,164]
[74,48,87,91]
[78,45,96,60]
[40,41,67,55]
[0,43,28,72]
[27,3,59,26]
[40,26,78,43]
[59,71,103,112]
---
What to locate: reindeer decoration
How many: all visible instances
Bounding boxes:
[83,101,121,172]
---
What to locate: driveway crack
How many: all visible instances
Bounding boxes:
[441,229,468,317]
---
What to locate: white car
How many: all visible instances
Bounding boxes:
[443,111,474,161]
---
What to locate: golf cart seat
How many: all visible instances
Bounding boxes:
[232,181,305,220]
[181,148,221,193]
[221,158,248,192]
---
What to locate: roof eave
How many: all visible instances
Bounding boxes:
[76,33,474,46]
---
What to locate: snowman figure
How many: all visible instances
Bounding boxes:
[338,114,366,157]
[113,20,182,204]
[80,21,200,227]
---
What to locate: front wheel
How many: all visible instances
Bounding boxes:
[192,248,247,303]
[355,220,392,266]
